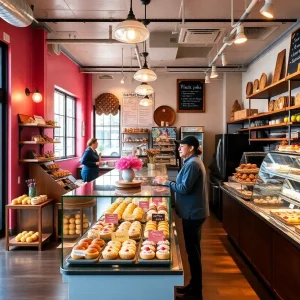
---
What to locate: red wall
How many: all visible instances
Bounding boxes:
[0,20,92,228]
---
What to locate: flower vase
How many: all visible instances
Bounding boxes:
[147,163,155,170]
[122,169,135,182]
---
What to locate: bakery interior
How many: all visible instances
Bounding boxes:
[0,0,300,299]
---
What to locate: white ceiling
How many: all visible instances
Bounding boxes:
[28,0,300,69]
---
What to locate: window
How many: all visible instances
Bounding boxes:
[54,90,76,158]
[94,107,120,157]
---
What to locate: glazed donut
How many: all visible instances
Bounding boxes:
[85,247,99,260]
[78,242,89,249]
[92,238,105,247]
[71,245,86,260]
[80,238,92,245]
[88,244,101,251]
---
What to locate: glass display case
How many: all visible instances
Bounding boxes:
[60,169,180,270]
[251,151,300,242]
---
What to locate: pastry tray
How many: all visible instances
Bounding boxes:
[235,167,259,174]
[137,243,170,265]
[270,210,300,225]
[66,254,101,265]
[99,248,139,265]
[230,176,256,186]
[295,225,300,234]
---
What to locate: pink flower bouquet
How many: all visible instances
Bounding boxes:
[115,156,143,171]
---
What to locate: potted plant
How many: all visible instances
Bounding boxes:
[145,149,160,170]
[115,156,143,182]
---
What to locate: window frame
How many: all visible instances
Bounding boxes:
[54,89,76,159]
[93,105,121,158]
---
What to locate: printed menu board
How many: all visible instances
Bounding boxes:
[177,79,205,113]
[287,27,300,76]
[122,93,154,126]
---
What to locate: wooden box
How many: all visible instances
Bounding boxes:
[234,109,258,120]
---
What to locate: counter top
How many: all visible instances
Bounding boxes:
[220,185,300,249]
[77,164,114,170]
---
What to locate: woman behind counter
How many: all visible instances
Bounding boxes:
[80,138,101,182]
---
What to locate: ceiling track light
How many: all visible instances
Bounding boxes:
[113,0,149,44]
[135,82,154,96]
[234,24,247,44]
[139,95,152,106]
[260,0,274,19]
[210,65,218,79]
[205,73,210,83]
[221,53,227,66]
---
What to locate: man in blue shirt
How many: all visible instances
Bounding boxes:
[155,136,209,300]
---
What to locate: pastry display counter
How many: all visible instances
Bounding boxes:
[60,169,183,300]
[221,151,300,300]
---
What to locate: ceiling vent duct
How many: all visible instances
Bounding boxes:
[98,75,114,80]
[0,0,36,27]
[178,28,224,44]
[244,26,278,40]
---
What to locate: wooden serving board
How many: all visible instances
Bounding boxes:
[115,180,142,189]
[272,49,286,83]
[259,73,267,90]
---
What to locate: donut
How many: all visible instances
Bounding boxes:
[156,247,170,260]
[85,247,99,260]
[140,247,155,260]
[119,248,135,260]
[78,242,89,249]
[102,249,118,260]
[88,244,101,251]
[157,244,170,251]
[71,245,86,259]
[141,245,155,251]
[80,238,92,245]
[92,238,105,247]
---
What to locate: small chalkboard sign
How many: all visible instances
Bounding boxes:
[151,214,165,222]
[287,27,300,76]
[177,79,205,113]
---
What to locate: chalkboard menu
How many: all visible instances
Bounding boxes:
[177,79,205,113]
[287,26,300,76]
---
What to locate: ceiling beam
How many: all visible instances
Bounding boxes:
[37,18,297,23]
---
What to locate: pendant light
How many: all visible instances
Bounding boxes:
[210,65,218,79]
[113,0,149,44]
[134,3,157,82]
[234,24,247,44]
[221,53,227,66]
[135,82,154,96]
[205,73,210,83]
[260,0,274,19]
[139,95,153,106]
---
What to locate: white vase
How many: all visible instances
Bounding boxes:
[122,169,135,182]
[147,163,155,170]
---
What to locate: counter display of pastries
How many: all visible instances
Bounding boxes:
[139,240,170,262]
[63,213,89,236]
[253,196,283,206]
[270,209,300,225]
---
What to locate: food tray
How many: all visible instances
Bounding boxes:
[137,243,170,265]
[230,176,256,186]
[295,225,300,234]
[227,188,253,200]
[99,249,138,265]
[66,254,101,264]
[270,210,300,225]
[235,168,259,174]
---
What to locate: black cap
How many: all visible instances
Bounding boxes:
[176,135,199,150]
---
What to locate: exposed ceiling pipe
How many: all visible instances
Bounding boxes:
[46,39,123,44]
[181,0,185,24]
[135,44,142,68]
[37,18,296,23]
[209,0,259,67]
[0,0,38,27]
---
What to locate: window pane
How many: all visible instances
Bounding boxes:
[67,117,75,137]
[54,138,64,158]
[95,127,103,140]
[67,97,74,117]
[103,115,111,125]
[67,138,75,156]
[111,126,119,140]
[96,114,104,126]
[111,112,119,125]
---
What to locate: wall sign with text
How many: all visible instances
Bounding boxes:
[287,26,300,76]
[177,79,205,113]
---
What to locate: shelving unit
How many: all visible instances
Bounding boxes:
[18,123,61,162]
[5,199,54,251]
[121,129,150,157]
[227,71,300,144]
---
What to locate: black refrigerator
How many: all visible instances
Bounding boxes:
[209,134,260,220]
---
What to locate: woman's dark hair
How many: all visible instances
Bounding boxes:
[196,147,202,156]
[87,138,97,147]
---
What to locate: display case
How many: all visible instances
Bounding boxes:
[250,151,300,242]
[60,169,183,300]
[152,127,178,166]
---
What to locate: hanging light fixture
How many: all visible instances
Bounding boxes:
[135,82,154,95]
[221,53,227,66]
[205,73,210,83]
[234,24,247,44]
[134,51,157,82]
[139,95,153,106]
[113,0,149,44]
[260,0,274,19]
[25,88,43,103]
[210,66,218,79]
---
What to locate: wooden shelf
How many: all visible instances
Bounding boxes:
[19,158,59,163]
[247,78,288,99]
[19,123,60,128]
[239,122,300,131]
[122,132,149,134]
[286,70,300,81]
[248,109,287,119]
[227,117,249,124]
[7,199,53,209]
[249,138,298,142]
[19,141,60,144]
[287,104,300,111]
[7,233,52,247]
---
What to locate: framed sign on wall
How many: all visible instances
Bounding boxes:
[177,79,205,113]
[287,26,300,77]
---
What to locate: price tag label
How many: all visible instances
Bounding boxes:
[152,197,162,206]
[148,230,165,242]
[105,213,119,224]
[152,213,165,222]
[111,232,129,242]
[72,249,86,257]
[139,201,149,211]
[289,203,295,209]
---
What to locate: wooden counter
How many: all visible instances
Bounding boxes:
[221,186,300,300]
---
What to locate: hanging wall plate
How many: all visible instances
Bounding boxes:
[153,105,176,126]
